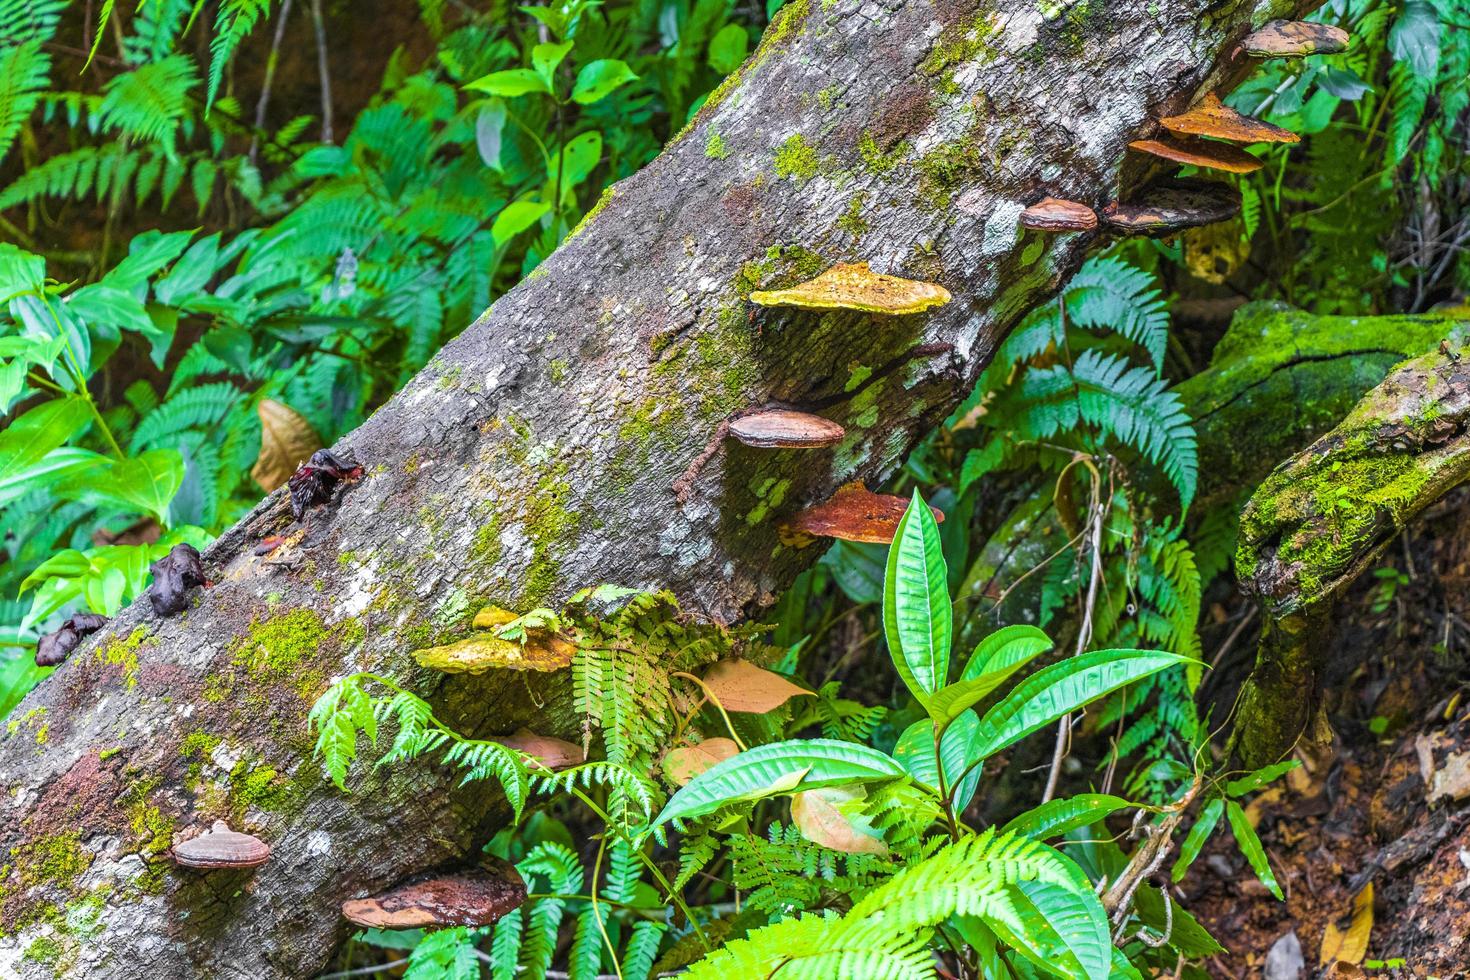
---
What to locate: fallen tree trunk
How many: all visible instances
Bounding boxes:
[0,1,1319,975]
[1231,343,1470,768]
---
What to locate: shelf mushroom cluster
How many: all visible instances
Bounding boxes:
[1017,19,1347,239]
[341,862,528,930]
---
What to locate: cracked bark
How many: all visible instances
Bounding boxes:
[1,1,1318,975]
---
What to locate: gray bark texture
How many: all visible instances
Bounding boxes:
[0,0,1314,975]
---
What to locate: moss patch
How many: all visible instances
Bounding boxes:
[773,133,820,182]
[705,131,730,160]
[93,627,152,689]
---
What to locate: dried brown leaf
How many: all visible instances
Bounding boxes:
[252,399,323,492]
[663,738,740,785]
[699,659,813,714]
[791,786,889,856]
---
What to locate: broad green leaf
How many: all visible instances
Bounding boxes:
[707,24,748,73]
[571,59,637,104]
[1109,948,1145,979]
[1389,0,1440,78]
[970,649,1188,763]
[1226,800,1282,899]
[959,623,1054,691]
[0,446,105,510]
[0,399,92,495]
[554,130,602,192]
[57,448,184,522]
[651,738,905,829]
[492,200,552,245]
[1002,794,1135,841]
[0,242,44,301]
[475,101,508,171]
[103,229,195,291]
[465,69,552,98]
[883,490,951,704]
[1,653,49,719]
[1225,759,1299,797]
[531,41,573,86]
[990,879,1110,980]
[1133,882,1222,955]
[66,284,155,336]
[892,711,981,810]
[1170,797,1223,882]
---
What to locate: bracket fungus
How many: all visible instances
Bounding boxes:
[1242,20,1349,58]
[779,482,945,546]
[729,408,845,449]
[1102,179,1241,236]
[748,261,951,315]
[341,862,527,930]
[171,821,271,870]
[1019,197,1098,232]
[1128,137,1263,175]
[35,612,109,667]
[1159,93,1299,145]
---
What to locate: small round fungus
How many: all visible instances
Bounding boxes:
[728,409,845,449]
[171,821,271,870]
[779,482,945,545]
[749,261,951,314]
[1019,198,1098,232]
[1102,178,1242,236]
[1242,20,1349,57]
[1128,137,1263,174]
[341,862,527,930]
[1159,93,1300,145]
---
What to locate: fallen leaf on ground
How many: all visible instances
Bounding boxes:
[1319,883,1373,966]
[1429,751,1470,803]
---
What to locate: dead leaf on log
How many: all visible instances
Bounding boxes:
[492,728,584,770]
[791,785,889,856]
[252,399,323,492]
[779,481,944,546]
[663,738,739,785]
[413,633,574,674]
[699,659,813,713]
[1319,882,1373,966]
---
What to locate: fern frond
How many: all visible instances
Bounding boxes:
[98,55,199,146]
[207,0,274,110]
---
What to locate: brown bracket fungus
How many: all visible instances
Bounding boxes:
[1128,137,1263,175]
[341,862,527,930]
[1019,197,1098,232]
[35,612,109,667]
[1102,178,1242,236]
[728,408,845,449]
[748,261,951,315]
[1242,20,1350,58]
[1159,93,1300,145]
[170,820,271,870]
[779,482,945,546]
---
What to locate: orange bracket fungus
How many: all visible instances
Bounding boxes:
[1102,178,1241,236]
[728,408,845,449]
[341,862,527,930]
[171,821,271,870]
[1019,197,1098,232]
[1242,20,1349,58]
[1128,137,1263,174]
[749,261,951,314]
[1159,93,1299,145]
[779,482,945,546]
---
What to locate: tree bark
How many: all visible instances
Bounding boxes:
[0,1,1317,975]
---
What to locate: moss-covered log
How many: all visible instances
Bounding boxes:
[1,1,1324,975]
[1231,344,1470,768]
